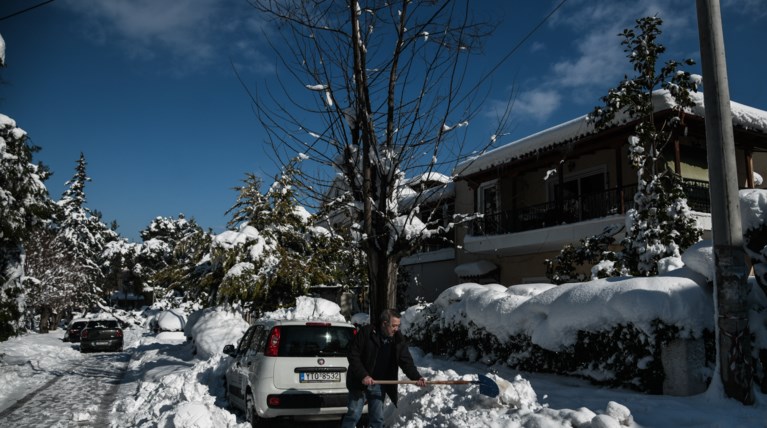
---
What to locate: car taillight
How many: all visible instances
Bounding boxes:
[264,327,281,357]
[267,395,281,407]
[115,329,123,338]
[81,329,89,338]
[305,322,331,327]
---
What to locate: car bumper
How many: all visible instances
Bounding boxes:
[80,339,123,352]
[256,390,360,419]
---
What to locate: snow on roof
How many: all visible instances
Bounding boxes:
[455,90,767,177]
[259,295,346,322]
[406,172,451,187]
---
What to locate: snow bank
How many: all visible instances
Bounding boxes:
[188,308,249,360]
[157,309,186,332]
[406,269,713,351]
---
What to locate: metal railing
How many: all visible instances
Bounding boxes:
[470,179,711,236]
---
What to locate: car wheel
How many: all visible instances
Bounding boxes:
[245,391,263,427]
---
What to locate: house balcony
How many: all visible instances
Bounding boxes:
[464,179,712,256]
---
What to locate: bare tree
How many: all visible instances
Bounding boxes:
[245,0,508,323]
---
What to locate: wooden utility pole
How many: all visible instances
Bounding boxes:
[695,0,754,404]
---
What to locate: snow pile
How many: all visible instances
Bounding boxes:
[385,351,635,427]
[259,295,345,322]
[156,309,187,332]
[113,351,244,428]
[188,308,249,360]
[405,268,714,351]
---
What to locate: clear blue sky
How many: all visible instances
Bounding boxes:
[1,0,764,242]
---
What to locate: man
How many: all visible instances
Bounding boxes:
[341,309,427,428]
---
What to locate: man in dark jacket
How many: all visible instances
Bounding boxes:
[341,309,426,428]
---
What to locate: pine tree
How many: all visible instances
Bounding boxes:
[0,114,52,340]
[217,162,367,316]
[589,16,702,276]
[226,173,270,230]
[55,153,106,310]
[146,216,209,303]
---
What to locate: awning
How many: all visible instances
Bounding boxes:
[454,260,498,278]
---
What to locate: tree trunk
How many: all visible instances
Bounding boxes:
[368,250,398,327]
[39,306,50,334]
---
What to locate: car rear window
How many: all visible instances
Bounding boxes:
[71,322,87,328]
[278,325,354,357]
[87,320,119,329]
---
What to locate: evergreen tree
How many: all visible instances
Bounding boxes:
[55,153,106,309]
[217,162,367,316]
[137,214,208,305]
[226,173,270,230]
[589,16,701,276]
[0,114,52,340]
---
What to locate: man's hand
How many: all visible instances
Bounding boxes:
[416,377,427,387]
[362,376,374,386]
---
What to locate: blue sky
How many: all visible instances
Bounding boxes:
[1,0,765,242]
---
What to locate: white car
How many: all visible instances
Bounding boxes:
[223,319,362,425]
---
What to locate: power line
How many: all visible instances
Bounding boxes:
[0,0,56,22]
[483,0,570,80]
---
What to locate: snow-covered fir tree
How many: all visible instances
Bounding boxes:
[136,214,206,303]
[588,16,702,276]
[0,111,53,340]
[215,163,366,316]
[54,153,111,309]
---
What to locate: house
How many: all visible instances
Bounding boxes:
[447,90,767,286]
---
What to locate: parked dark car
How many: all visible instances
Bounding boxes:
[63,318,89,343]
[80,319,123,353]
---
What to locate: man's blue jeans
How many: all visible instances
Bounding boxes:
[340,384,384,428]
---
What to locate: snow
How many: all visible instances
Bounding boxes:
[414,271,715,352]
[0,293,765,427]
[456,90,767,177]
[156,309,187,332]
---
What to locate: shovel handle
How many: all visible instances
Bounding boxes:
[373,380,473,385]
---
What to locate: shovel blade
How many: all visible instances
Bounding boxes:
[477,374,500,398]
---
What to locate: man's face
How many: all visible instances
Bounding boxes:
[382,316,401,337]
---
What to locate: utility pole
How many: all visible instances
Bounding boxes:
[695,0,754,404]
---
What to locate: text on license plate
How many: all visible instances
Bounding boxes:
[299,372,341,383]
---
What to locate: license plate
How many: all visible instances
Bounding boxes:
[95,341,110,346]
[299,372,341,383]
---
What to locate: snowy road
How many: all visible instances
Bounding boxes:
[0,350,130,427]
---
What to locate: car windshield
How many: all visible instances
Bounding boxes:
[278,325,354,357]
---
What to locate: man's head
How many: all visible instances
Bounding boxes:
[379,308,401,337]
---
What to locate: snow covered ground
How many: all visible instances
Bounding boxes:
[0,298,764,428]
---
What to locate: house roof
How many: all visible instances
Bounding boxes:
[455,90,767,178]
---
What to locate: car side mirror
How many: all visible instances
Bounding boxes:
[223,344,236,357]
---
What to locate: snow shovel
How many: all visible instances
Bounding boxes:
[373,374,500,398]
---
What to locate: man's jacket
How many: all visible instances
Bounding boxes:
[346,323,421,406]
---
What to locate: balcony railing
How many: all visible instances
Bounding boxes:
[470,179,711,236]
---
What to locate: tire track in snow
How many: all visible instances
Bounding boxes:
[0,351,130,427]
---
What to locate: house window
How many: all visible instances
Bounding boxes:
[549,167,608,222]
[477,180,499,215]
[549,167,607,201]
